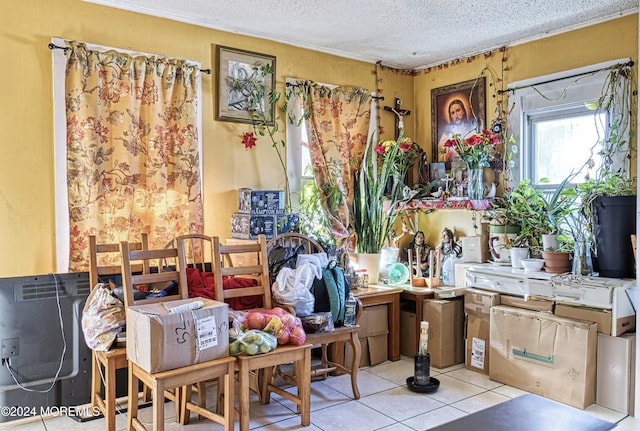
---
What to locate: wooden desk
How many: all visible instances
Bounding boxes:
[399,286,436,352]
[353,285,403,361]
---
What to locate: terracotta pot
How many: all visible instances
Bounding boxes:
[541,251,572,274]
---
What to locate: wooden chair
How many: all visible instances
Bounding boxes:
[87,234,148,431]
[211,235,311,431]
[119,242,235,431]
[267,232,362,399]
[408,248,441,288]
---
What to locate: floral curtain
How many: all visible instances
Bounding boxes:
[65,41,204,272]
[305,85,371,251]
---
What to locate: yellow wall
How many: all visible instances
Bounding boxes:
[409,14,638,249]
[0,0,636,276]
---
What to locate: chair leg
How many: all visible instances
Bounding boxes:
[90,353,101,410]
[348,331,361,399]
[127,365,138,431]
[104,359,116,431]
[261,366,275,405]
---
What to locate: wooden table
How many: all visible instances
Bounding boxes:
[353,285,403,361]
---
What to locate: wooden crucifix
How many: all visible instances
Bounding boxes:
[384,97,411,138]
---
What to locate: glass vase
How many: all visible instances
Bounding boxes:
[572,239,594,276]
[467,167,484,200]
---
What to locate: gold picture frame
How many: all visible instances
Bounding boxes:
[431,78,485,167]
[215,45,276,125]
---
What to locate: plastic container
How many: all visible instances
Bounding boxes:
[344,293,357,326]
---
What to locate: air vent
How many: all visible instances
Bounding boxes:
[15,279,69,302]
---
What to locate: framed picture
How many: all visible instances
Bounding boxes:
[450,158,468,197]
[215,45,276,125]
[429,162,446,195]
[431,78,485,166]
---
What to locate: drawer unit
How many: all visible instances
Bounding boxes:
[465,267,554,299]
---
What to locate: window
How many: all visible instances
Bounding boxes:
[524,104,604,186]
[507,59,629,189]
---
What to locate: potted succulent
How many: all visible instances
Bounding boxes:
[351,130,423,281]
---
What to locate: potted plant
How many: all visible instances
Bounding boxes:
[486,179,554,263]
[575,173,636,278]
[574,63,637,278]
[351,130,423,282]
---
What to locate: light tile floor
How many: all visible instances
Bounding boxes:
[1,356,638,430]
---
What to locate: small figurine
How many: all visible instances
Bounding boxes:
[401,231,433,277]
[436,227,462,260]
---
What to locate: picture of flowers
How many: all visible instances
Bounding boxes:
[431,78,485,166]
[216,45,276,125]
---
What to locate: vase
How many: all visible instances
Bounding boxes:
[509,247,529,269]
[467,167,484,200]
[572,240,594,276]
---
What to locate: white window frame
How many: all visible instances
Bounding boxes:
[51,38,203,272]
[507,58,630,188]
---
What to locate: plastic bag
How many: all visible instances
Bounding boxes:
[242,308,307,346]
[229,329,278,355]
[272,262,317,316]
[81,283,125,351]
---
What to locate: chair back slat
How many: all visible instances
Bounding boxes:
[213,235,272,310]
[89,234,148,290]
[119,241,188,308]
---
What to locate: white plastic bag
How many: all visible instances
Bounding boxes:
[81,283,125,351]
[272,262,317,316]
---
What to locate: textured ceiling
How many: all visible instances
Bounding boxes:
[86,0,638,69]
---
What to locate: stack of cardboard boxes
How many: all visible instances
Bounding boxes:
[400,296,465,369]
[231,188,298,240]
[344,304,389,367]
[460,264,636,412]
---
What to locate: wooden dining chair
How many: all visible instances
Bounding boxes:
[87,234,148,431]
[119,242,236,431]
[211,235,311,431]
[267,232,362,399]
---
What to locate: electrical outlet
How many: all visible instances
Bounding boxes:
[1,338,19,359]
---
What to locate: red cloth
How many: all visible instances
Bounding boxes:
[184,267,264,309]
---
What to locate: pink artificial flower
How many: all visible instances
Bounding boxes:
[374,145,387,155]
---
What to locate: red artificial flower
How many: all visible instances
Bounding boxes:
[443,139,456,148]
[465,135,483,146]
[374,145,387,155]
[399,142,411,152]
[242,132,257,149]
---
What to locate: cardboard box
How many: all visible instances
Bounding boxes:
[344,304,388,367]
[464,288,500,316]
[225,238,259,267]
[126,298,229,373]
[275,213,300,235]
[237,188,285,215]
[597,333,636,415]
[231,213,276,240]
[400,308,416,357]
[555,303,635,336]
[500,294,554,313]
[461,236,484,263]
[422,297,465,368]
[465,313,490,374]
[490,305,597,409]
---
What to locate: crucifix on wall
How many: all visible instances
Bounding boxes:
[384,97,411,138]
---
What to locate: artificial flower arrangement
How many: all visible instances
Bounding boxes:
[374,137,423,183]
[443,129,500,169]
[353,132,423,253]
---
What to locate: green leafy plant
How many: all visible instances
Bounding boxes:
[240,64,309,210]
[352,130,424,253]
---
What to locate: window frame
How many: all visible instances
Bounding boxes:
[507,58,630,189]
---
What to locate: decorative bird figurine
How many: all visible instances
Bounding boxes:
[431,187,444,199]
